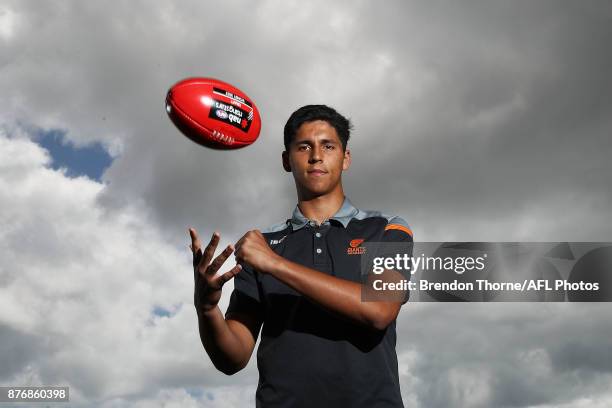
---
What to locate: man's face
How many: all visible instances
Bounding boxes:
[283,120,351,198]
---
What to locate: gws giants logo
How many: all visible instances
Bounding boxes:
[347,238,366,255]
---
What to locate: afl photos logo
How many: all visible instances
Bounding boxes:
[347,238,366,255]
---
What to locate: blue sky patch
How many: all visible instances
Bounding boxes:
[152,305,173,318]
[185,387,205,399]
[36,129,113,181]
[152,303,182,319]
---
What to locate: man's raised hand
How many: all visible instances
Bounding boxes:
[189,228,242,313]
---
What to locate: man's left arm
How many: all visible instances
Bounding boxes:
[235,225,412,331]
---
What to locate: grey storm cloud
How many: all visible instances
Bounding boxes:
[0,326,45,381]
[1,0,612,407]
[3,0,611,242]
[396,303,612,407]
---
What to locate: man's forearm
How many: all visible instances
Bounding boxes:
[267,257,401,331]
[196,306,249,374]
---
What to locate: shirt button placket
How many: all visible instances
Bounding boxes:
[313,227,324,263]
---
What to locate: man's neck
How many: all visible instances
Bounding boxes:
[297,188,346,226]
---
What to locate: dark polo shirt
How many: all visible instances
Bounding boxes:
[225,197,413,408]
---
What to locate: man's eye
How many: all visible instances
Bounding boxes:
[324,144,335,150]
[298,145,309,151]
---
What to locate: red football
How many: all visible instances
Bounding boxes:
[165,77,261,149]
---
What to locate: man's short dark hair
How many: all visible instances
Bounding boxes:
[283,105,352,151]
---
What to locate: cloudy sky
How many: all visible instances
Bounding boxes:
[1,0,611,407]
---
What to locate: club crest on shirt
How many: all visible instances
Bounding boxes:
[347,238,366,255]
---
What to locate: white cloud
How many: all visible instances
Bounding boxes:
[0,5,18,41]
[97,385,256,408]
[0,128,245,403]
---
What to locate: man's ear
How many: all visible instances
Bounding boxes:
[282,151,292,172]
[342,148,351,171]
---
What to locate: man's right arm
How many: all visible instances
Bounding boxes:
[196,306,261,375]
[189,228,262,375]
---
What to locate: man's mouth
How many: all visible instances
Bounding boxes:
[307,169,328,175]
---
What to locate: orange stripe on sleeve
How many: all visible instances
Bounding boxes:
[384,224,413,237]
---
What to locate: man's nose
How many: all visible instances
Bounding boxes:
[308,146,322,163]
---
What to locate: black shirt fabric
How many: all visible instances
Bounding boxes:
[225,197,413,408]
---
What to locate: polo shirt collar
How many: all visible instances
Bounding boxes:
[289,197,359,230]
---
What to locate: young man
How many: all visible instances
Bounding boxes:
[189,105,413,407]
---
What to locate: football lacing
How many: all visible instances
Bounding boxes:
[211,130,234,144]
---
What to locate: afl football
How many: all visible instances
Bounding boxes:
[165,77,261,149]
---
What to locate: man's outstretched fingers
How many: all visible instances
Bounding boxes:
[212,264,242,289]
[207,244,235,276]
[189,228,204,268]
[199,231,220,270]
[191,246,203,269]
[189,228,202,253]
